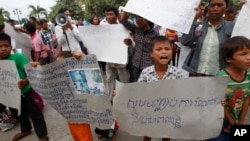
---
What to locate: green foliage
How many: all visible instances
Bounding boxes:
[0,8,10,24]
[48,0,84,23]
[28,5,47,20]
[84,0,126,20]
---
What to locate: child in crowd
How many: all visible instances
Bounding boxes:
[138,36,184,141]
[56,51,93,141]
[32,51,93,141]
[0,32,49,141]
[207,36,250,141]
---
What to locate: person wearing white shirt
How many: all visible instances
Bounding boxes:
[55,8,82,52]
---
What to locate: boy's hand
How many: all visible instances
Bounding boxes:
[30,61,40,67]
[18,79,28,89]
[72,51,84,60]
[123,38,132,46]
[112,90,116,96]
[221,98,226,106]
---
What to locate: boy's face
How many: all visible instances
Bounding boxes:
[106,11,117,24]
[150,41,172,66]
[0,40,12,59]
[226,47,250,70]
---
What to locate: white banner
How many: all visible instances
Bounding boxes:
[78,24,129,64]
[0,61,21,115]
[25,55,114,128]
[113,77,228,140]
[232,2,250,38]
[123,0,200,34]
[5,23,32,61]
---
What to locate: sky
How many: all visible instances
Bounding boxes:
[1,0,56,20]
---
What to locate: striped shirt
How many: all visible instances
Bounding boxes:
[121,20,159,69]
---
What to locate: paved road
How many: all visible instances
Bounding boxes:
[1,100,250,141]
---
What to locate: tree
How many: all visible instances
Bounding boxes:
[0,8,10,24]
[84,0,126,20]
[48,0,84,22]
[28,5,47,20]
[0,8,10,19]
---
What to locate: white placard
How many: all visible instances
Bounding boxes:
[78,24,129,64]
[232,2,250,38]
[123,0,200,34]
[0,61,21,115]
[113,77,228,140]
[4,23,32,61]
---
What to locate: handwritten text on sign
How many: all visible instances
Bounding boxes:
[113,77,228,140]
[0,61,21,115]
[25,55,114,128]
[124,0,200,34]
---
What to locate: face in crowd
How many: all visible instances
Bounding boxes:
[106,10,118,24]
[0,38,12,59]
[150,40,173,66]
[208,0,227,22]
[135,16,149,29]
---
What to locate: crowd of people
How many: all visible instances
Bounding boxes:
[0,0,250,141]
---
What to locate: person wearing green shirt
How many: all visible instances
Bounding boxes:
[207,36,250,141]
[0,33,49,141]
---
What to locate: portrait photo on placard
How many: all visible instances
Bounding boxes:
[68,68,105,95]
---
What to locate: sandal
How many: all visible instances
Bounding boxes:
[12,131,32,141]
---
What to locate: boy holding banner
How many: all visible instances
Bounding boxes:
[56,51,93,141]
[206,36,250,141]
[138,36,184,141]
[0,33,49,141]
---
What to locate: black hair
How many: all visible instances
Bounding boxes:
[103,5,111,13]
[225,6,239,14]
[39,19,48,25]
[220,36,250,62]
[105,7,119,16]
[29,16,37,22]
[0,33,11,46]
[23,22,36,34]
[0,24,5,32]
[58,8,69,14]
[148,36,172,51]
[90,16,100,25]
[148,20,154,29]
[77,17,83,21]
[56,51,72,59]
[203,6,209,17]
[135,15,154,29]
[208,0,229,7]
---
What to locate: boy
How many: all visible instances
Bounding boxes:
[207,36,250,141]
[138,36,183,141]
[56,51,93,141]
[0,33,48,141]
[120,8,159,82]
